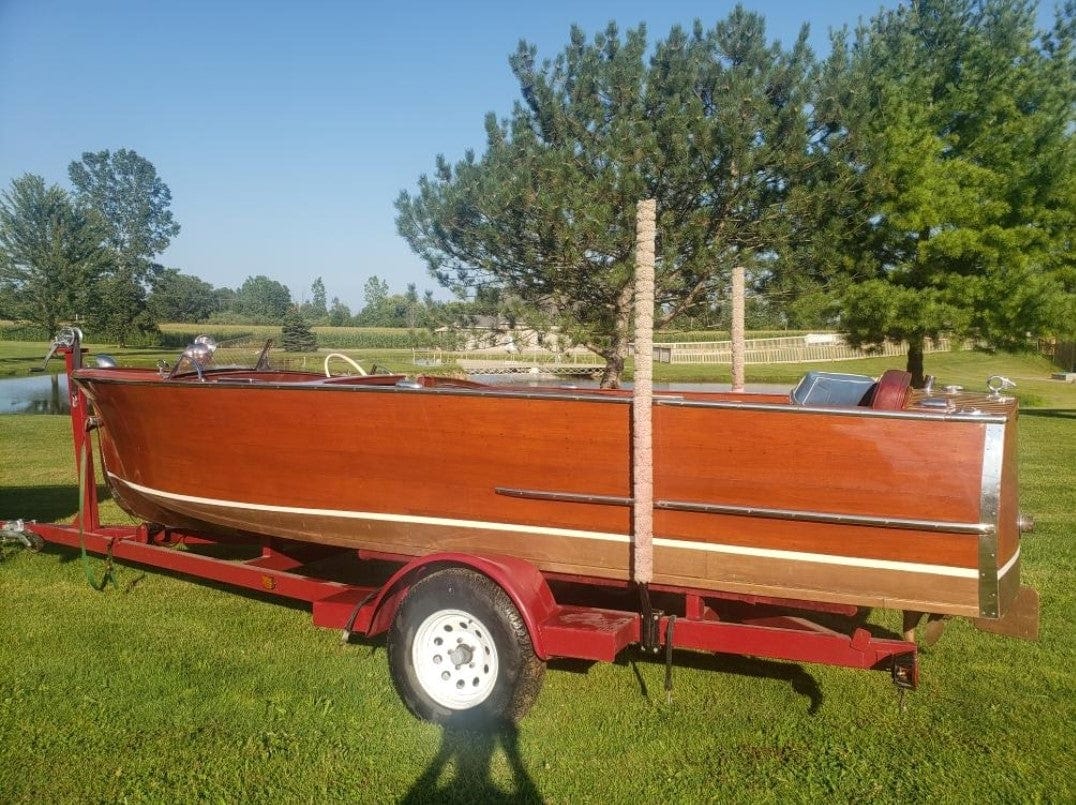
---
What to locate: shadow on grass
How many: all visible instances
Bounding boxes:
[623,650,824,715]
[0,484,79,523]
[1021,408,1076,420]
[401,722,542,804]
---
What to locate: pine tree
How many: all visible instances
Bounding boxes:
[312,277,327,312]
[831,0,1074,383]
[397,13,814,386]
[281,308,317,352]
[0,174,112,335]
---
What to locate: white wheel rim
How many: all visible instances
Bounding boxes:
[411,608,499,710]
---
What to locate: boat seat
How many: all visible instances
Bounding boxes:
[866,369,913,410]
[790,371,876,406]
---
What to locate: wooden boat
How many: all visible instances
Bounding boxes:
[70,341,1031,625]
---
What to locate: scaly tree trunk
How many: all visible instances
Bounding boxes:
[598,284,635,388]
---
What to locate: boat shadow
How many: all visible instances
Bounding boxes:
[400,721,543,804]
[1020,408,1076,420]
[0,484,80,525]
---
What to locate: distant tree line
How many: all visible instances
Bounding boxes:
[0,149,180,345]
[144,271,505,332]
[0,147,494,340]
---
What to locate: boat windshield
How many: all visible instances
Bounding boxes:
[166,336,277,379]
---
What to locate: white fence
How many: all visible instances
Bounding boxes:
[653,334,962,365]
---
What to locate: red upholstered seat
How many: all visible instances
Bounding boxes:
[869,369,913,410]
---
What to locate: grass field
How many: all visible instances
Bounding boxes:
[0,352,1074,802]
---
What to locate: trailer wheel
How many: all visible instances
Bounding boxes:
[387,567,545,725]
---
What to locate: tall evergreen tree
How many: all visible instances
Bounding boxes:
[398,10,815,386]
[829,0,1074,383]
[281,307,317,352]
[310,276,328,316]
[0,174,111,335]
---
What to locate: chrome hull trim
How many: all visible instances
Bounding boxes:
[77,371,1006,422]
[495,485,993,535]
[978,422,1006,617]
[657,397,1008,424]
[494,487,633,507]
[655,500,992,535]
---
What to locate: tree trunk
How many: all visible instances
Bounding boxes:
[600,355,624,388]
[598,285,635,388]
[906,336,926,388]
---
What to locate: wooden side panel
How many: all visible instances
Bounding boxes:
[81,373,1000,616]
[655,510,978,566]
[650,405,987,612]
[89,381,633,534]
[653,405,985,523]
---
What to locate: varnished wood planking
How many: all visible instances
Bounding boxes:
[112,480,981,614]
[654,509,979,567]
[80,369,1017,618]
[654,405,986,522]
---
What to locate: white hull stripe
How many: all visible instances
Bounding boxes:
[998,547,1021,579]
[112,474,979,580]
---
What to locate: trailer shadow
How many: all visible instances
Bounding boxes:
[400,721,542,804]
[622,651,824,715]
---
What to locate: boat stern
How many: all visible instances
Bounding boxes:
[974,407,1038,638]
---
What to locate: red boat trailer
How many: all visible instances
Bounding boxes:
[24,341,918,723]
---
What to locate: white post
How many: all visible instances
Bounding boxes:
[632,199,656,585]
[731,265,745,393]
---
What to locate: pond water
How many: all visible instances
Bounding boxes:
[0,373,71,414]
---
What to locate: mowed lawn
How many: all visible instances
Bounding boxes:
[0,362,1073,802]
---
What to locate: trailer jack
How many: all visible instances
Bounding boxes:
[637,583,663,654]
[891,652,918,710]
[1,520,44,558]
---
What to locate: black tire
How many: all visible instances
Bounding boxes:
[387,567,545,726]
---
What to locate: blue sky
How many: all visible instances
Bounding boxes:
[0,0,1052,309]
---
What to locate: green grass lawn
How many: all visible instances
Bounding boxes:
[0,356,1074,801]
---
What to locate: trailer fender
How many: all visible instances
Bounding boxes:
[363,552,558,659]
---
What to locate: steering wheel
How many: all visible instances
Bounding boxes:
[324,352,367,377]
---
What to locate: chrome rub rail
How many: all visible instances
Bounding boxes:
[495,487,993,535]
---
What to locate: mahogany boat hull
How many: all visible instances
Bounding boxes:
[73,368,1025,620]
